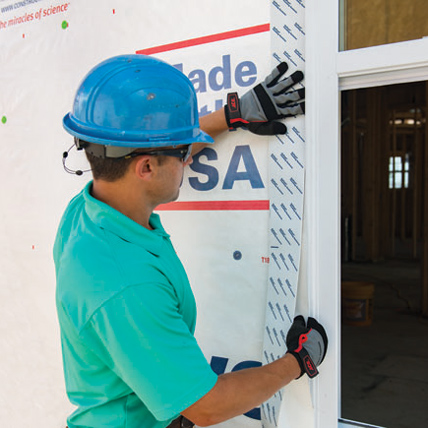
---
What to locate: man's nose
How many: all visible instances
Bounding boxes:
[184,155,193,166]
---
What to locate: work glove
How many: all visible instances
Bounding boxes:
[286,316,328,379]
[224,62,305,135]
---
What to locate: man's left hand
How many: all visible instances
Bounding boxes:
[225,62,305,136]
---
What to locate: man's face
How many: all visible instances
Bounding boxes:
[152,145,193,205]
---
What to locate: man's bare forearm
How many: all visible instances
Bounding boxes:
[192,108,229,156]
[181,353,300,427]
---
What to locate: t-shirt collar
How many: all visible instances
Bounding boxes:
[83,181,170,256]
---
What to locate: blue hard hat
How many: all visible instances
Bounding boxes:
[63,54,214,154]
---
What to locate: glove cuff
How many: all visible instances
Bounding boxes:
[287,349,319,379]
[225,92,249,129]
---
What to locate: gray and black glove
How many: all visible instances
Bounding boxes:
[286,316,328,379]
[225,62,305,135]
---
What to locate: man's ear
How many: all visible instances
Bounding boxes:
[134,155,154,180]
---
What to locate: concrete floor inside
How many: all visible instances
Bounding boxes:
[341,260,428,428]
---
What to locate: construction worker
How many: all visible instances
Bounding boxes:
[54,54,327,428]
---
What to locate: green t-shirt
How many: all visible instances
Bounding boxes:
[54,182,217,428]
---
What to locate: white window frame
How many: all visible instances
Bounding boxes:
[305,2,428,427]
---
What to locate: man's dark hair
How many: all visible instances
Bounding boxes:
[85,150,134,181]
[82,140,167,181]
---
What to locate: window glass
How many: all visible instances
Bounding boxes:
[340,81,428,428]
[389,155,410,189]
[340,0,428,51]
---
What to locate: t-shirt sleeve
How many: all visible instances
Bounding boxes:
[82,282,218,421]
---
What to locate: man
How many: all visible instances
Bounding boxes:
[55,54,327,428]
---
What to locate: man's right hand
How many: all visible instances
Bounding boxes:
[286,316,328,379]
